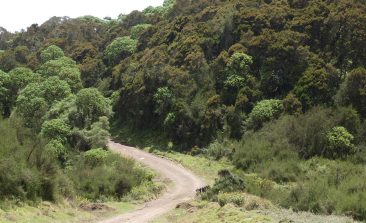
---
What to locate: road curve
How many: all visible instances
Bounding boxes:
[99,141,206,223]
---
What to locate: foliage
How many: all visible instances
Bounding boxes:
[84,148,110,166]
[336,67,366,117]
[40,45,65,63]
[294,65,340,108]
[246,99,283,130]
[41,119,71,141]
[325,126,355,159]
[75,88,112,127]
[131,24,152,39]
[104,36,137,65]
[69,151,149,200]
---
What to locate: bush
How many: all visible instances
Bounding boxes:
[217,192,245,207]
[84,148,110,166]
[69,151,150,200]
[44,139,68,162]
[41,119,71,141]
[206,140,233,160]
[325,126,355,159]
[246,99,283,130]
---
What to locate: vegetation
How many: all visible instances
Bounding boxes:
[0,44,154,208]
[1,0,366,221]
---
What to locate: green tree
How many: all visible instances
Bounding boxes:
[247,99,284,130]
[0,70,9,116]
[75,88,112,127]
[38,56,77,78]
[40,45,65,64]
[41,76,72,105]
[16,83,48,129]
[294,66,340,109]
[153,87,174,115]
[44,139,68,162]
[41,119,71,141]
[336,67,366,117]
[59,67,83,92]
[131,24,152,39]
[77,116,111,149]
[104,36,137,65]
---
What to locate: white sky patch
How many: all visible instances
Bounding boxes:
[0,0,164,32]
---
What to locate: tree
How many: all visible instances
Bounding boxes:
[59,67,82,92]
[0,70,9,116]
[153,87,174,115]
[77,117,111,149]
[226,52,253,77]
[41,119,71,141]
[40,45,64,63]
[4,68,40,116]
[247,99,284,130]
[8,67,39,93]
[37,56,77,78]
[131,24,152,39]
[41,76,72,105]
[104,36,137,65]
[283,92,302,115]
[44,139,68,163]
[294,66,340,109]
[75,88,112,127]
[336,67,366,117]
[16,83,48,129]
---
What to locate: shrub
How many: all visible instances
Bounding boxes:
[41,118,71,141]
[246,99,283,130]
[206,140,233,160]
[84,148,110,166]
[217,192,245,207]
[69,151,150,200]
[325,126,355,159]
[44,139,68,162]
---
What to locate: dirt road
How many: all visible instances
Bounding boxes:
[99,141,206,223]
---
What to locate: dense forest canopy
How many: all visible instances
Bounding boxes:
[1,0,366,220]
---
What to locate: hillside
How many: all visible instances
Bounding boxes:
[1,0,366,222]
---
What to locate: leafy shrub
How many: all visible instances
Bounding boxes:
[44,139,68,162]
[246,99,283,130]
[206,140,233,160]
[325,126,355,159]
[41,118,71,141]
[69,151,150,200]
[217,192,245,207]
[84,148,110,166]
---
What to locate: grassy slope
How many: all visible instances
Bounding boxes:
[146,149,357,223]
[110,126,357,222]
[0,202,135,223]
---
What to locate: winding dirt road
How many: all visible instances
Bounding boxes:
[99,141,206,223]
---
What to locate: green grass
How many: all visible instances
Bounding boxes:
[146,149,232,185]
[0,201,135,223]
[153,200,273,223]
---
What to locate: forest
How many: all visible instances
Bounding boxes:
[0,0,366,221]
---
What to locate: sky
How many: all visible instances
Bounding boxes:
[0,0,164,32]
